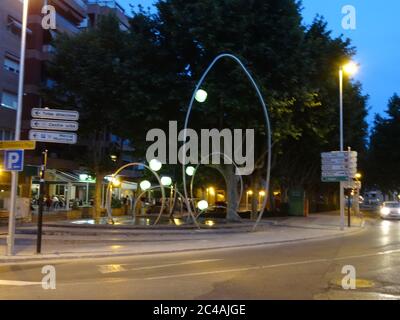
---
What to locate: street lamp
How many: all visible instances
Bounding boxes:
[339,60,359,230]
[140,180,151,191]
[195,89,208,103]
[185,166,195,176]
[149,159,162,172]
[197,200,209,211]
[112,177,121,187]
[161,176,172,186]
[7,0,29,256]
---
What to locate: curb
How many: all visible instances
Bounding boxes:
[0,223,365,265]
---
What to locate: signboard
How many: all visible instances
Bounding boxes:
[31,108,79,121]
[29,130,77,144]
[0,140,36,150]
[321,151,358,183]
[30,119,79,132]
[4,150,24,172]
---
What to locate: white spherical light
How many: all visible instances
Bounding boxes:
[149,159,162,172]
[140,180,151,191]
[197,200,209,211]
[195,89,208,103]
[185,166,195,176]
[161,176,172,186]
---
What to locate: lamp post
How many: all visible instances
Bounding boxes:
[7,0,29,256]
[339,61,358,230]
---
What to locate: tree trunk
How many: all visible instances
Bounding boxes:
[220,164,241,222]
[94,171,105,222]
[250,174,260,220]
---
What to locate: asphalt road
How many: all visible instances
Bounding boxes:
[0,214,400,300]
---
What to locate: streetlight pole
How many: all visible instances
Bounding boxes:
[7,0,29,256]
[339,68,345,231]
[338,61,358,231]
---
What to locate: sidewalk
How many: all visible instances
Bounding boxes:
[0,214,365,263]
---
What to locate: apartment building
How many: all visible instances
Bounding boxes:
[1,1,131,211]
[0,0,23,141]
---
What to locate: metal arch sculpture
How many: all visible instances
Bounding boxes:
[105,162,166,225]
[133,185,189,224]
[189,152,244,216]
[181,53,272,231]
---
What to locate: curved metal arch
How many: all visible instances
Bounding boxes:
[181,53,272,231]
[133,185,188,223]
[190,152,244,216]
[105,162,166,225]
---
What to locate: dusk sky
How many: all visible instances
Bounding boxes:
[118,0,400,125]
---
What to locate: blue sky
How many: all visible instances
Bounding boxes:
[118,0,400,124]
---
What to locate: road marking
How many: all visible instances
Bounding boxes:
[0,280,41,286]
[133,248,400,281]
[97,259,222,274]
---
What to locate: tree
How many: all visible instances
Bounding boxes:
[134,0,369,217]
[44,15,134,219]
[367,94,400,193]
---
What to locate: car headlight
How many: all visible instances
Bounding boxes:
[381,207,390,215]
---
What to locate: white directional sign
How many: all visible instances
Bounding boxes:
[321,151,358,183]
[31,108,79,121]
[30,119,79,132]
[29,130,77,144]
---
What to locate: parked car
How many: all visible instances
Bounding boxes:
[380,201,400,219]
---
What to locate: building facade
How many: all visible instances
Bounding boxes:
[1,0,131,213]
[0,0,23,141]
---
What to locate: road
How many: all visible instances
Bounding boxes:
[0,215,400,300]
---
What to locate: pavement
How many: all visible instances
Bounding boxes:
[0,213,364,263]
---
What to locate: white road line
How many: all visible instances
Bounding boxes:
[135,248,400,281]
[97,259,222,274]
[0,280,41,286]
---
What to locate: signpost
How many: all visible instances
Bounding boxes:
[321,150,358,229]
[29,130,78,144]
[31,108,79,121]
[4,150,24,172]
[29,108,79,254]
[0,140,36,150]
[30,119,79,132]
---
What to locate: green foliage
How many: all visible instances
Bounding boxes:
[45,1,369,195]
[367,94,400,192]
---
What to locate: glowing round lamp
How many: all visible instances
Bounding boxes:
[149,159,162,172]
[186,166,195,176]
[195,89,208,103]
[343,62,359,75]
[161,176,172,186]
[140,180,151,191]
[197,200,209,211]
[112,178,121,187]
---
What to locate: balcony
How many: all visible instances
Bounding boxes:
[87,0,126,13]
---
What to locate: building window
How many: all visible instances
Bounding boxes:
[3,56,20,74]
[7,15,32,37]
[0,129,15,141]
[1,91,18,110]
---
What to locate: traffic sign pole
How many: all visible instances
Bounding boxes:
[7,0,29,256]
[339,69,345,231]
[36,150,48,254]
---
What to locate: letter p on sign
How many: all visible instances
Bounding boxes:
[4,150,24,171]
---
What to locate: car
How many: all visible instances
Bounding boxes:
[380,201,400,219]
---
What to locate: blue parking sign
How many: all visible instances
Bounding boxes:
[4,150,24,172]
